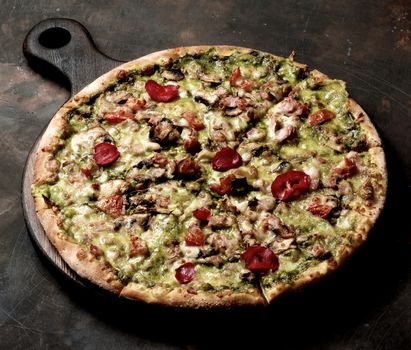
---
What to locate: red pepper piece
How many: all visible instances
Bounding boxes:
[241,245,279,273]
[145,79,179,102]
[175,262,195,284]
[271,170,311,201]
[93,142,120,166]
[212,147,243,172]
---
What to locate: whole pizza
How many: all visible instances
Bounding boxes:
[31,46,387,307]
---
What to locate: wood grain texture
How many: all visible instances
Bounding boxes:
[22,18,123,285]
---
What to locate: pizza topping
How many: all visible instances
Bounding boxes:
[193,207,211,222]
[208,215,234,229]
[93,142,120,166]
[332,155,358,179]
[181,111,205,131]
[175,262,195,284]
[229,67,255,92]
[145,79,179,102]
[184,138,202,154]
[359,179,374,200]
[176,157,202,179]
[274,97,308,117]
[193,91,220,106]
[230,177,253,196]
[103,111,135,123]
[161,69,185,81]
[149,120,181,146]
[307,203,333,219]
[247,128,267,142]
[308,109,336,126]
[90,244,103,257]
[152,153,168,166]
[262,215,294,238]
[229,67,242,86]
[184,224,206,246]
[260,80,291,102]
[209,174,236,195]
[306,195,339,220]
[129,236,149,257]
[303,166,320,190]
[271,170,311,201]
[212,147,243,172]
[241,246,279,273]
[96,195,123,218]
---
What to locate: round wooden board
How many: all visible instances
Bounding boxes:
[21,18,123,286]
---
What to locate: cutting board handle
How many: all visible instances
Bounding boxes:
[23,18,123,95]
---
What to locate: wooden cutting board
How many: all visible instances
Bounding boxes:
[22,18,124,285]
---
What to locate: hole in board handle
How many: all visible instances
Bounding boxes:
[38,27,71,49]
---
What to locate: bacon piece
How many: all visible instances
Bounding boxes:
[176,157,201,179]
[307,204,334,219]
[209,234,238,257]
[229,67,255,92]
[220,96,249,110]
[308,109,336,126]
[239,80,255,92]
[332,156,358,179]
[193,207,211,222]
[103,111,135,124]
[181,111,205,131]
[306,195,339,219]
[96,195,123,218]
[81,167,93,179]
[220,96,238,108]
[184,224,205,246]
[209,174,236,195]
[129,236,149,258]
[229,67,241,86]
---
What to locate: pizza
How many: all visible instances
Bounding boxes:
[31,46,387,307]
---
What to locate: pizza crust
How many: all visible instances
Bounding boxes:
[31,45,387,307]
[120,282,264,308]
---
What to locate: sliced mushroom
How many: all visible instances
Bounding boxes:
[161,69,185,81]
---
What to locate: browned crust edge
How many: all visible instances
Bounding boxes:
[32,45,387,307]
[120,283,264,308]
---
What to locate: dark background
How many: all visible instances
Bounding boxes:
[1,1,410,349]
